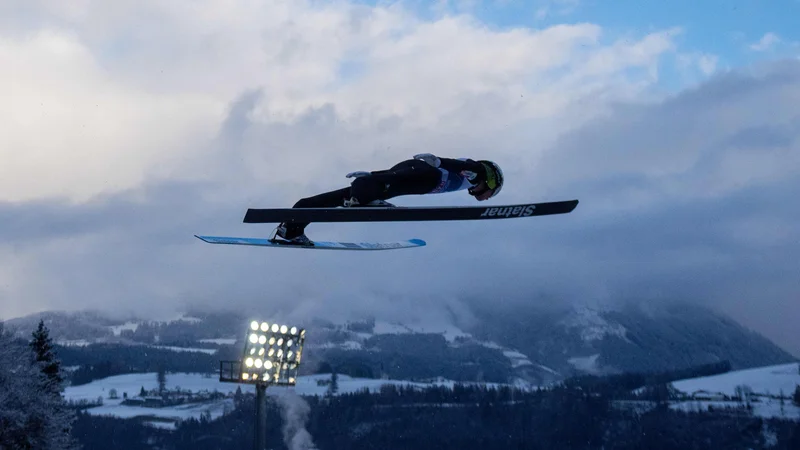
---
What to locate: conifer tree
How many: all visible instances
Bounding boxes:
[1,323,78,449]
[157,366,167,394]
[30,319,64,391]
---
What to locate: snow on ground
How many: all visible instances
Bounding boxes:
[62,372,490,402]
[143,420,184,430]
[372,321,470,343]
[670,399,800,420]
[198,338,238,345]
[65,372,245,430]
[373,321,414,335]
[664,362,800,421]
[341,340,362,350]
[503,350,533,368]
[82,399,234,430]
[64,371,526,428]
[535,364,561,376]
[56,339,92,347]
[109,315,201,338]
[305,340,364,351]
[671,363,800,398]
[480,341,502,350]
[65,373,241,403]
[479,341,538,370]
[151,345,217,355]
[110,321,140,336]
[560,307,628,343]
[175,315,202,324]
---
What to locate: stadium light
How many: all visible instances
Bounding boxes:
[219,319,307,450]
[240,320,306,385]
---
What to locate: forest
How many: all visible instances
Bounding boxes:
[4,318,800,450]
[71,381,800,450]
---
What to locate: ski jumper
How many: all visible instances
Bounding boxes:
[281,157,488,237]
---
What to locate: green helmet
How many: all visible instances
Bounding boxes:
[479,160,503,198]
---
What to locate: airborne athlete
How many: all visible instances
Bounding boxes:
[272,153,504,245]
[195,153,578,251]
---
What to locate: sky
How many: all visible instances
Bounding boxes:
[1,0,799,355]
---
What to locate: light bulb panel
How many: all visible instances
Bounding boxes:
[239,319,307,385]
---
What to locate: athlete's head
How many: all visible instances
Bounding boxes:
[469,160,503,201]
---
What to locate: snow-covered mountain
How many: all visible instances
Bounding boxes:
[3,301,795,386]
[463,301,797,378]
[2,309,242,348]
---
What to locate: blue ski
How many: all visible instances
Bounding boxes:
[194,235,426,251]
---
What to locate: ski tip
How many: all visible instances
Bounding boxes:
[409,238,427,246]
[563,199,579,212]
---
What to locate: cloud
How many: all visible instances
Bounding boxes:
[749,32,781,52]
[2,1,799,356]
[678,52,719,77]
[534,0,581,20]
[528,60,800,353]
[0,30,222,202]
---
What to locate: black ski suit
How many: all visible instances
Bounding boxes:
[281,157,489,237]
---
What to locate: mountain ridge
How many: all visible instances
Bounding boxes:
[2,301,795,386]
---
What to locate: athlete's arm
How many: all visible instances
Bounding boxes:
[437,158,487,184]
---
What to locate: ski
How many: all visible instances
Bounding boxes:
[194,235,426,251]
[242,199,579,224]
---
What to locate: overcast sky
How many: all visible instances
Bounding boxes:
[2,1,799,355]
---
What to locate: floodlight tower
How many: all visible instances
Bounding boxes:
[219,319,306,450]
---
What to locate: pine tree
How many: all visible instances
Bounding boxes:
[234,385,244,405]
[0,323,79,449]
[793,385,800,407]
[157,366,167,394]
[29,319,64,391]
[326,370,339,397]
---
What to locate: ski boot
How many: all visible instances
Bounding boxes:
[270,223,313,246]
[343,197,396,208]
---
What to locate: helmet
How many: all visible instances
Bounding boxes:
[478,160,503,199]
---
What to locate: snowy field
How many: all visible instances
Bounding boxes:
[64,371,515,429]
[668,362,800,420]
[65,372,512,402]
[198,338,238,345]
[371,320,471,343]
[670,399,800,420]
[671,362,800,398]
[150,345,217,355]
[65,372,242,429]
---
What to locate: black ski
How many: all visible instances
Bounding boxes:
[242,199,578,224]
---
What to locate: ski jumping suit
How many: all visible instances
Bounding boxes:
[281,157,489,238]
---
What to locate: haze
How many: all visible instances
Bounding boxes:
[1,1,798,356]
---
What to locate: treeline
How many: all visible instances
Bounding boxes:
[107,311,245,346]
[563,360,733,397]
[57,343,219,385]
[71,380,800,450]
[307,333,514,382]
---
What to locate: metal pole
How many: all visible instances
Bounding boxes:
[254,383,267,450]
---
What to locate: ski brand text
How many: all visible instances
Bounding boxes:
[480,205,536,218]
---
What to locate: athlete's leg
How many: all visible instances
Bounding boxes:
[349,160,440,203]
[275,187,351,240]
[276,160,440,241]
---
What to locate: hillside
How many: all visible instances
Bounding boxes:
[463,301,797,376]
[3,301,795,387]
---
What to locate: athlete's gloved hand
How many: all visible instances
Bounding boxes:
[413,153,441,167]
